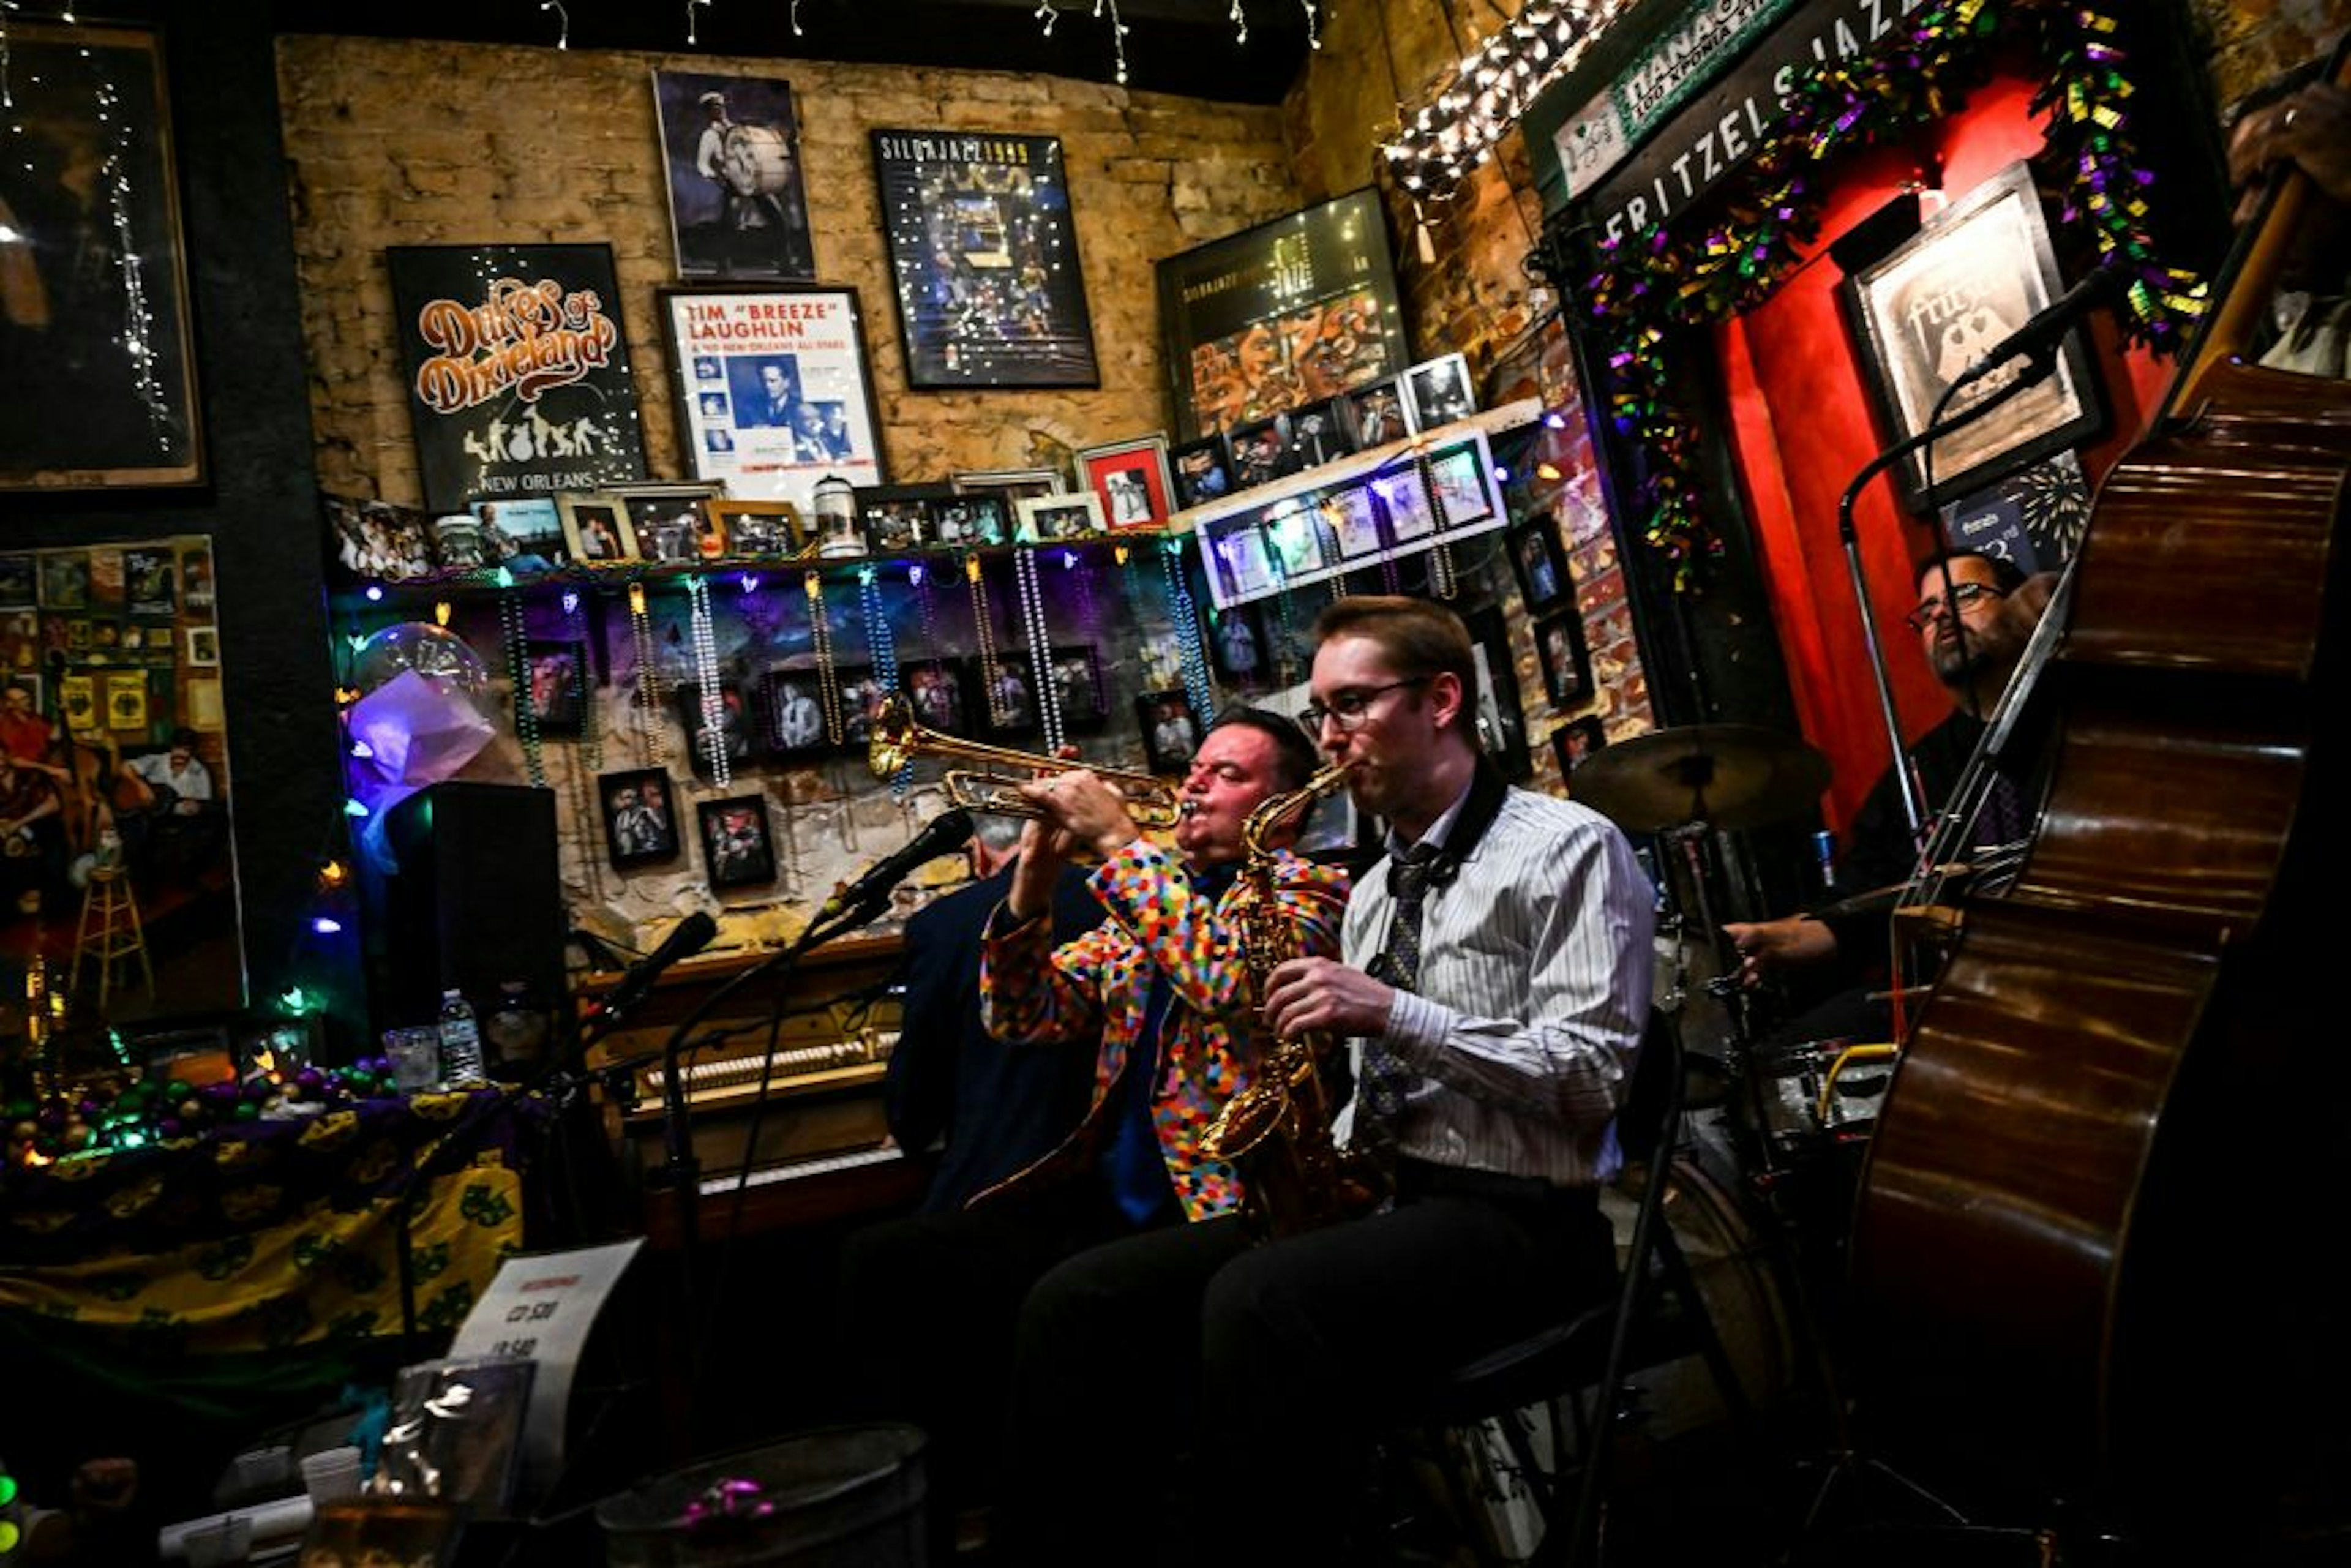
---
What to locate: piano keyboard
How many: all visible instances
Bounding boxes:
[646,1032,900,1100]
[700,1143,904,1196]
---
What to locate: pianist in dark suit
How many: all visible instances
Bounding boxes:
[834,812,1104,1545]
[885,812,1106,1211]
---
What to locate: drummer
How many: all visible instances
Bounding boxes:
[1725,549,2051,1035]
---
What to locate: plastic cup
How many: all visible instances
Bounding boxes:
[299,1446,363,1504]
[231,1445,290,1495]
[383,1027,443,1093]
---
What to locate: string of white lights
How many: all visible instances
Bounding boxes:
[686,0,712,47]
[539,1,569,50]
[1384,0,1625,199]
[1090,0,1131,86]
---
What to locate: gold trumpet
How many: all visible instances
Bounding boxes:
[866,692,1187,827]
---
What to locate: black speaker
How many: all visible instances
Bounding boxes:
[380,782,564,1030]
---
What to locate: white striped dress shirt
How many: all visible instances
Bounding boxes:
[1332,785,1657,1187]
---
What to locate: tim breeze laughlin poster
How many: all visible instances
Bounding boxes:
[388,244,650,512]
[663,287,888,513]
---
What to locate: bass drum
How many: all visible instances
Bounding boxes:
[721,123,797,198]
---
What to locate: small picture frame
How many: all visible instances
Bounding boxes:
[0,555,37,609]
[953,468,1063,505]
[928,492,1010,549]
[1510,522,1571,612]
[1427,446,1496,530]
[1076,433,1176,531]
[429,514,487,571]
[599,767,681,868]
[1014,492,1108,543]
[1368,465,1436,541]
[1226,416,1292,491]
[1284,400,1350,470]
[835,665,893,749]
[708,499,808,558]
[1551,714,1609,781]
[467,496,567,572]
[676,679,754,777]
[613,482,726,564]
[1321,486,1386,559]
[1136,688,1204,775]
[1169,437,1235,510]
[1206,522,1277,602]
[760,668,833,755]
[1342,378,1414,448]
[977,656,1043,737]
[184,625,221,667]
[1207,604,1270,688]
[525,639,590,734]
[699,795,778,890]
[1044,644,1109,732]
[1404,353,1476,429]
[558,493,639,563]
[899,656,973,738]
[856,483,951,555]
[1534,608,1594,710]
[1261,498,1327,579]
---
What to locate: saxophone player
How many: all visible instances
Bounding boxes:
[885,708,1346,1555]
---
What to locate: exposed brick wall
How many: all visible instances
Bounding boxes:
[2188,0,2350,113]
[276,35,1303,505]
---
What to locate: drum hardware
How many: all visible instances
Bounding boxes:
[1568,724,1832,836]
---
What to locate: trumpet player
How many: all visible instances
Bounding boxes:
[864,708,1346,1555]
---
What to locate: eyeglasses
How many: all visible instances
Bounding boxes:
[1903,580,2006,633]
[1300,677,1430,734]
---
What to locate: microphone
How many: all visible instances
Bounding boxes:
[1948,269,2125,392]
[819,809,975,924]
[590,910,719,1022]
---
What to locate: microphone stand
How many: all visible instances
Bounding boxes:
[1832,354,2058,840]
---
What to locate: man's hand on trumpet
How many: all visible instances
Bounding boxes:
[1007,767,1139,921]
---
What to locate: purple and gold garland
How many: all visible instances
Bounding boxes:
[1583,0,2206,589]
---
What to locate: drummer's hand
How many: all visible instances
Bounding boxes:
[1723,917,1839,987]
[1264,956,1393,1040]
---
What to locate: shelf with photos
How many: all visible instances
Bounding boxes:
[1160,399,1541,612]
[322,476,1192,607]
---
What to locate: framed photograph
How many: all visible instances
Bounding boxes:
[324,495,438,581]
[1205,522,1276,604]
[1208,604,1270,688]
[699,795,778,889]
[761,667,833,754]
[1551,714,1609,782]
[181,543,216,609]
[1463,604,1534,782]
[1286,400,1351,470]
[835,666,894,749]
[1428,445,1496,530]
[612,482,726,565]
[1044,645,1109,732]
[1534,607,1594,711]
[676,678,754,778]
[1155,188,1410,443]
[653,69,816,282]
[0,557,36,610]
[1342,378,1414,448]
[1367,465,1435,542]
[1136,689,1205,775]
[710,499,808,557]
[123,548,178,619]
[1014,492,1107,544]
[1843,160,2109,511]
[39,552,91,610]
[1321,486,1386,560]
[953,467,1063,504]
[856,484,951,555]
[659,287,888,513]
[599,768,681,868]
[1076,435,1175,531]
[977,657,1043,738]
[1,21,201,492]
[871,129,1098,389]
[468,496,568,572]
[429,513,487,571]
[387,244,650,512]
[1262,498,1327,579]
[184,625,222,668]
[1404,353,1477,429]
[1169,437,1235,511]
[928,492,1010,549]
[382,1357,535,1514]
[1510,522,1571,612]
[899,657,973,738]
[524,639,589,734]
[1226,416,1292,491]
[106,669,148,731]
[558,493,639,563]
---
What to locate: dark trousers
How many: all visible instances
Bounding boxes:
[998,1169,1613,1566]
[831,1184,1146,1529]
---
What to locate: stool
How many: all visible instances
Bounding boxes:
[75,865,154,1007]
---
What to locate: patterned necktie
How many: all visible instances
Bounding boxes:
[1356,843,1436,1160]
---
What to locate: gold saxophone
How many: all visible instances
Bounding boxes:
[1199,761,1371,1240]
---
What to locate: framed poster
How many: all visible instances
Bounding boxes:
[652,69,816,282]
[661,287,887,513]
[1155,188,1409,443]
[699,795,778,889]
[525,639,590,734]
[871,129,1098,389]
[1843,161,2108,511]
[600,770,680,868]
[1076,435,1175,531]
[1,21,202,492]
[388,244,649,512]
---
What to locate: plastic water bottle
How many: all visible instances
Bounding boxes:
[437,988,488,1088]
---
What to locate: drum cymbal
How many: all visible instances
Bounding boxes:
[1569,724,1831,832]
